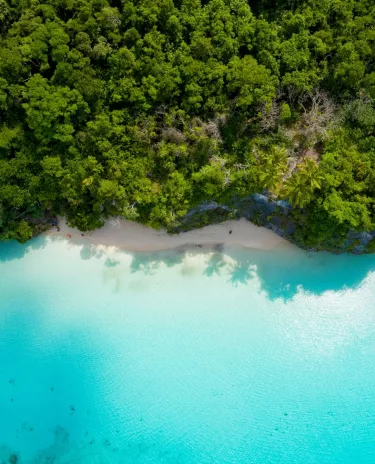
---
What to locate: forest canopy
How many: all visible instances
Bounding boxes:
[1,0,375,247]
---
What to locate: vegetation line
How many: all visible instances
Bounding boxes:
[0,0,375,252]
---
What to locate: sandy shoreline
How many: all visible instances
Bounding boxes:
[44,217,293,252]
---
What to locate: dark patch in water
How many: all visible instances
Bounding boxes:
[105,258,120,268]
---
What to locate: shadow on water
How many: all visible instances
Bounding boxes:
[227,258,257,287]
[2,236,375,300]
[0,236,47,262]
[79,243,104,261]
[250,248,375,300]
[204,253,226,277]
[123,246,375,300]
[2,239,375,462]
[130,248,185,275]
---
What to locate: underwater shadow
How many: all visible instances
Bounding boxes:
[226,258,256,286]
[0,236,48,262]
[204,253,226,277]
[225,247,375,300]
[80,243,104,261]
[130,248,185,275]
[127,245,375,301]
[3,236,375,301]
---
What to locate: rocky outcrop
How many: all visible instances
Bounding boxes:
[176,194,375,254]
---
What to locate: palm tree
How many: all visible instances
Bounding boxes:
[258,147,288,193]
[259,160,284,191]
[299,158,323,190]
[282,159,323,208]
[282,173,312,208]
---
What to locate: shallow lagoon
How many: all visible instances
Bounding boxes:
[1,237,375,463]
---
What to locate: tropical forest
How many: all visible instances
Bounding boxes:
[1,0,375,251]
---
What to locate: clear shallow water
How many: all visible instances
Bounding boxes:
[1,237,375,463]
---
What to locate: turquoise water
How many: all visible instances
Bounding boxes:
[1,237,375,463]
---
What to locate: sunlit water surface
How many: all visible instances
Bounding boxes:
[1,236,375,463]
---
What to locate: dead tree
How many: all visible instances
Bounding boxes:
[298,90,341,147]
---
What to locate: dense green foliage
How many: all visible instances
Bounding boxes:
[1,0,375,247]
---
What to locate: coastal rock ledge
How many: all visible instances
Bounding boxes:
[174,195,375,255]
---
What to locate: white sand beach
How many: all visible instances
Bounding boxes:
[45,217,292,252]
